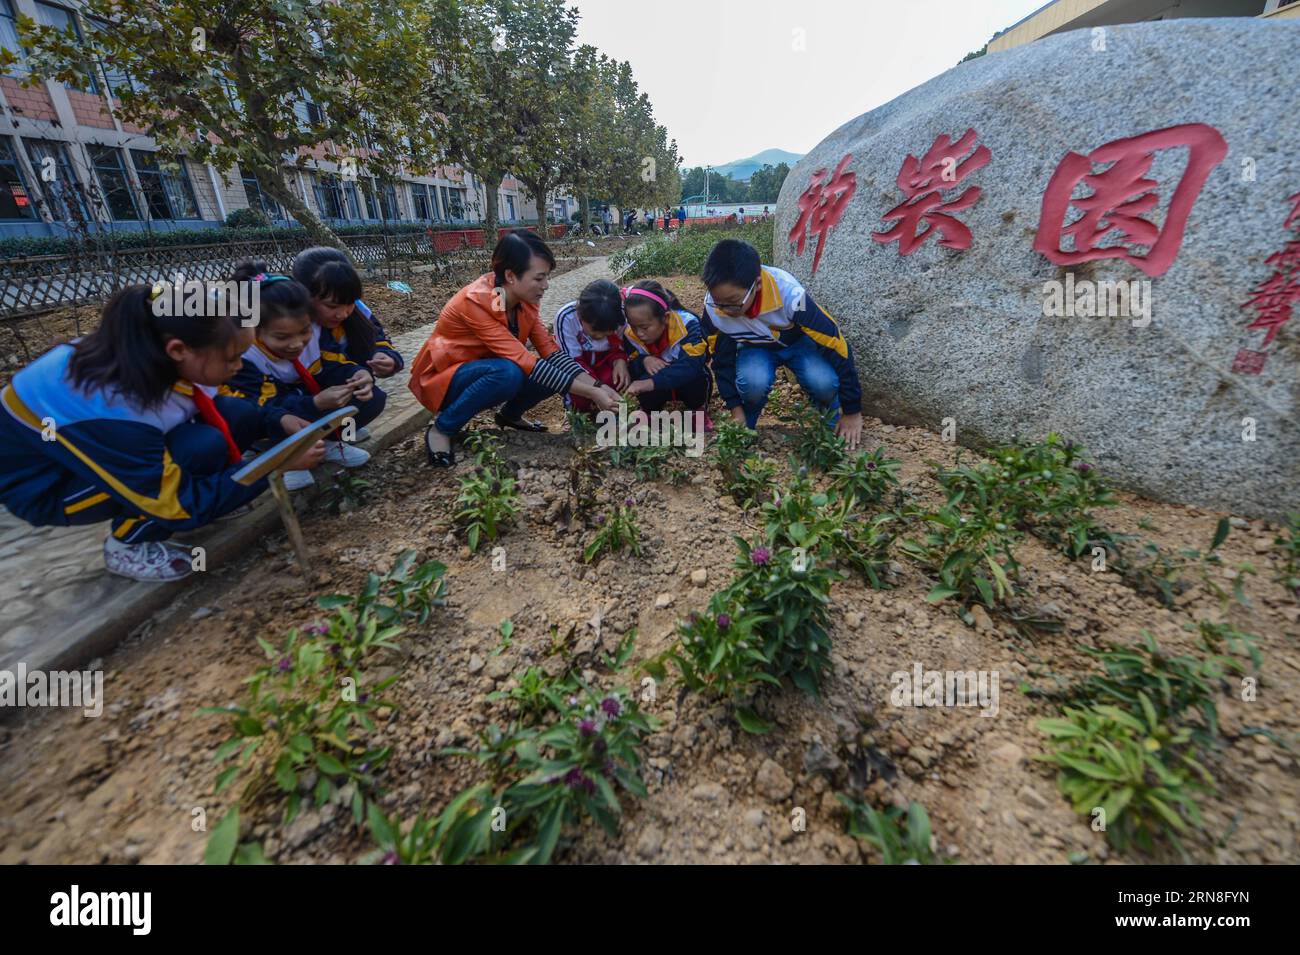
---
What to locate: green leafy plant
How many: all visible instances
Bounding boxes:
[455,466,521,552]
[667,595,775,731]
[1065,630,1236,750]
[1274,513,1300,597]
[1190,620,1261,671]
[835,511,898,589]
[583,500,644,562]
[712,416,757,475]
[759,464,851,557]
[726,454,778,509]
[202,552,447,864]
[1039,700,1212,856]
[829,446,902,507]
[566,407,598,447]
[369,685,657,864]
[784,401,846,472]
[723,537,840,699]
[837,797,952,864]
[897,503,1020,615]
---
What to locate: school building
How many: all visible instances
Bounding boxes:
[988,0,1298,52]
[0,0,578,240]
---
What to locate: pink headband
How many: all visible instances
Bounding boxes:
[621,286,668,312]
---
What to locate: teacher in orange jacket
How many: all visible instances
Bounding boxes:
[409,230,621,467]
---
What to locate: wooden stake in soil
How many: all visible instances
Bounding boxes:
[231,406,358,573]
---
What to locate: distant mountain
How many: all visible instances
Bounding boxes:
[711,148,804,182]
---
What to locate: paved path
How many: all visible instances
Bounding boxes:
[0,256,616,677]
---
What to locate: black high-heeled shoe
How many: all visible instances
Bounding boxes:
[425,424,455,468]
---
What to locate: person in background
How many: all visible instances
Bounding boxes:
[601,207,613,235]
[0,284,324,581]
[554,280,629,414]
[701,238,864,449]
[291,246,401,447]
[224,263,384,490]
[620,280,713,430]
[408,231,620,468]
[677,205,687,229]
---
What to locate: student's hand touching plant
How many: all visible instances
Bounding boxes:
[642,355,668,376]
[367,353,397,378]
[611,359,630,391]
[624,378,653,397]
[348,369,375,402]
[314,382,357,411]
[592,387,621,413]
[730,406,748,426]
[836,412,864,450]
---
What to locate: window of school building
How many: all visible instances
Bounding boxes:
[86,144,138,221]
[130,150,199,220]
[1,0,25,72]
[440,185,464,220]
[241,174,284,221]
[0,137,35,220]
[313,173,345,220]
[33,2,98,93]
[24,139,88,224]
[411,182,435,221]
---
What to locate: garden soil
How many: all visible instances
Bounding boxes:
[0,277,1296,866]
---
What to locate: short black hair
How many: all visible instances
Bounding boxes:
[491,230,556,287]
[575,279,625,333]
[702,239,761,289]
[292,246,363,305]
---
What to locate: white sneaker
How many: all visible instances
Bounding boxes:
[103,537,194,582]
[322,441,371,468]
[282,469,316,491]
[352,425,372,443]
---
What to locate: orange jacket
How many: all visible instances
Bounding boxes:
[408,273,561,413]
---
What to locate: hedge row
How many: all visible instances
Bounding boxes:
[0,220,548,259]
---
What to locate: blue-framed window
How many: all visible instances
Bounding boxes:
[86,143,138,220]
[131,150,200,220]
[0,137,35,220]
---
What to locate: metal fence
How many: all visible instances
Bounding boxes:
[0,224,571,321]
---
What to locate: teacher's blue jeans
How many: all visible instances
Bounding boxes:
[734,334,840,428]
[435,358,551,435]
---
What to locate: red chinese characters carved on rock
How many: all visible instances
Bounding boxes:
[872,128,991,256]
[1034,123,1228,278]
[1233,190,1300,375]
[788,153,857,276]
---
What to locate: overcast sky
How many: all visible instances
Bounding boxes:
[571,0,1049,169]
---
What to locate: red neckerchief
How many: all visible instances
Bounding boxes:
[188,385,241,466]
[745,274,764,319]
[649,325,671,357]
[291,357,321,395]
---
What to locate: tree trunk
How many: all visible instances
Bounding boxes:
[254,166,347,253]
[483,178,500,248]
[580,192,591,231]
[535,179,549,234]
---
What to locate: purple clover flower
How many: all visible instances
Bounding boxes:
[277,657,292,672]
[306,623,329,636]
[717,613,732,631]
[866,461,877,471]
[579,719,596,737]
[382,851,399,865]
[564,767,596,794]
[601,697,621,718]
[1075,462,1093,473]
[751,546,771,566]
[625,497,635,506]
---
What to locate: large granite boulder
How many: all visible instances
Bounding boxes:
[775,18,1299,519]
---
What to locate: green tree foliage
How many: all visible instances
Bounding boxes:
[6,0,440,248]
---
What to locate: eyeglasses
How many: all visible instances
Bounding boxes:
[706,278,757,315]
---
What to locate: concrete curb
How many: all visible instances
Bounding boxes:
[20,396,432,682]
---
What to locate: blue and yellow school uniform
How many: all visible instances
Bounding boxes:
[351,300,403,373]
[704,265,862,417]
[224,324,386,438]
[622,308,711,396]
[0,344,265,544]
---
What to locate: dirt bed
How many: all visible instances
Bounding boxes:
[0,278,1296,867]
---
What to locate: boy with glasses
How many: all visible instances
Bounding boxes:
[702,239,863,449]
